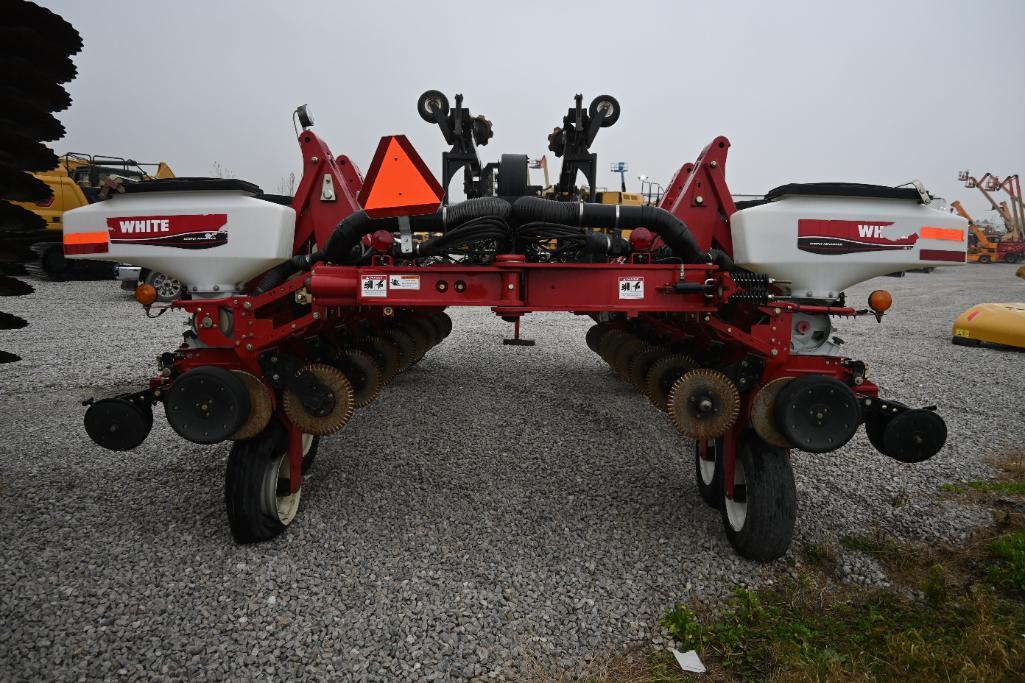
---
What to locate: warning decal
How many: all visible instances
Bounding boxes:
[361,275,388,298]
[618,276,644,300]
[389,274,421,290]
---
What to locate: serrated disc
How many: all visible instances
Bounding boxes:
[750,377,795,448]
[667,369,741,440]
[336,348,382,408]
[229,371,274,441]
[644,354,698,411]
[282,363,354,436]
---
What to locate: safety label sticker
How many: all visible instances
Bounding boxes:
[618,276,644,300]
[389,274,421,290]
[361,275,388,297]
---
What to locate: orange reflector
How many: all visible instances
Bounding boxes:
[868,290,893,313]
[63,230,110,255]
[357,135,444,218]
[63,231,108,244]
[135,283,158,306]
[920,226,965,242]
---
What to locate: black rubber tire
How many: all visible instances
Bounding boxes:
[720,433,797,562]
[951,336,982,347]
[694,438,723,509]
[588,95,621,127]
[979,255,992,264]
[225,421,302,544]
[417,90,449,123]
[145,270,186,303]
[39,244,69,281]
[300,434,320,475]
[497,154,529,197]
[384,326,417,372]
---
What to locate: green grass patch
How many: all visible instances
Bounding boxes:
[942,480,1025,495]
[988,532,1025,594]
[660,528,1025,682]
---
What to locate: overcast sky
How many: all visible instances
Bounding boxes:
[47,0,1024,220]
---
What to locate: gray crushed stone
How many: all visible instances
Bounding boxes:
[0,264,1021,679]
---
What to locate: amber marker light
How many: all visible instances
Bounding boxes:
[868,290,893,315]
[135,283,158,306]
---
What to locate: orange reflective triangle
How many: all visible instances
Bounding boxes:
[358,135,444,218]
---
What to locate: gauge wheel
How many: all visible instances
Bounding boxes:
[694,438,723,508]
[720,432,796,562]
[588,95,621,127]
[146,270,186,302]
[226,421,313,543]
[417,90,449,123]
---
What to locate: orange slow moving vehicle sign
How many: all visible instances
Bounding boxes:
[357,135,444,218]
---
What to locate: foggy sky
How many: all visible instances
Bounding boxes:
[45,0,1025,221]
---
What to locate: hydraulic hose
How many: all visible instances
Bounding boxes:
[309,197,511,267]
[511,196,707,263]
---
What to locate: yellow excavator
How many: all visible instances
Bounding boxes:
[2,154,175,281]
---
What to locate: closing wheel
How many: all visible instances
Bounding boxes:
[721,433,797,562]
[417,90,449,123]
[334,348,382,408]
[774,375,861,453]
[84,397,152,451]
[694,438,723,508]
[225,421,307,543]
[164,367,251,444]
[588,95,621,127]
[750,377,795,448]
[668,369,741,440]
[881,409,947,463]
[645,354,699,411]
[355,335,401,385]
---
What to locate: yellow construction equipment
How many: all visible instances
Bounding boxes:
[2,154,175,280]
[951,267,1025,350]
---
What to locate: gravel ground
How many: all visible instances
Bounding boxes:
[0,264,1022,680]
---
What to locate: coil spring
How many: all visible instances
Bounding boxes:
[730,272,771,303]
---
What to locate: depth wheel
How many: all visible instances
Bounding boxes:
[694,438,723,509]
[720,433,797,562]
[225,421,305,544]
